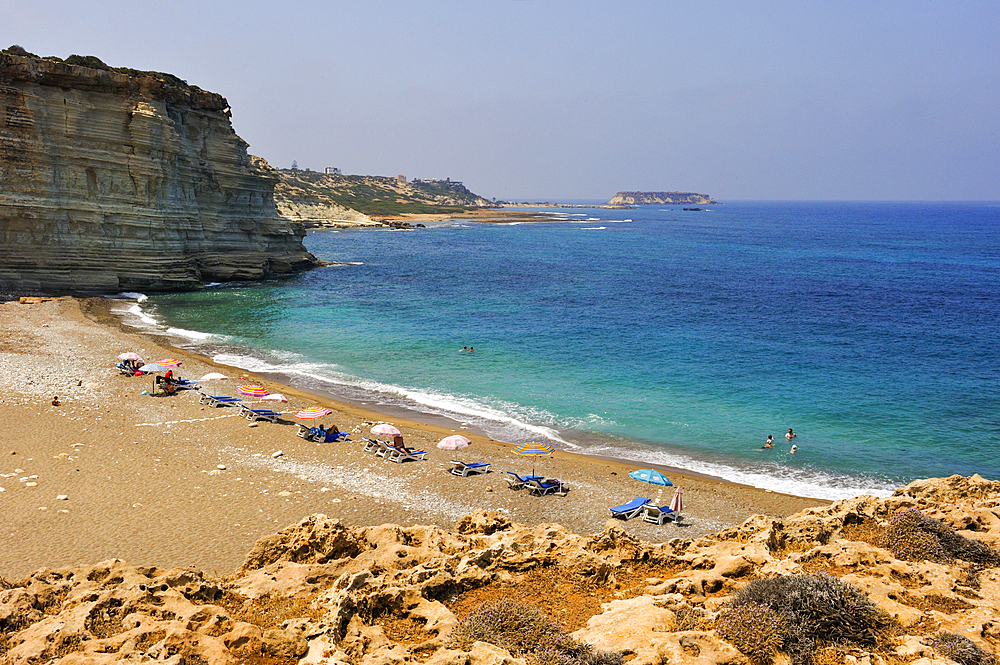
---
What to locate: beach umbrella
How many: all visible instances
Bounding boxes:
[296,406,332,419]
[237,384,269,398]
[156,358,183,367]
[669,486,684,513]
[199,372,228,381]
[261,393,288,403]
[371,423,401,437]
[437,434,472,450]
[512,440,555,477]
[138,363,168,373]
[118,352,143,362]
[628,468,673,486]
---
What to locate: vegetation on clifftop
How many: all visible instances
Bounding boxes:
[2,45,202,91]
[277,169,493,217]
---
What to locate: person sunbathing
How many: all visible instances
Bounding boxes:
[392,435,412,453]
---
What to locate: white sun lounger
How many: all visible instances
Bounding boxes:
[449,461,492,477]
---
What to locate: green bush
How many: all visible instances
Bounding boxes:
[451,600,622,665]
[928,632,995,665]
[716,601,784,665]
[720,574,895,665]
[881,508,1000,566]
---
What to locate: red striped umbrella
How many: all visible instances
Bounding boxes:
[157,358,183,367]
[237,384,269,397]
[296,406,332,419]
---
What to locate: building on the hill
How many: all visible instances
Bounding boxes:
[324,167,341,175]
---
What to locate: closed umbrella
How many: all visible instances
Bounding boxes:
[371,423,401,437]
[296,406,332,419]
[669,486,684,513]
[437,434,472,450]
[512,440,555,477]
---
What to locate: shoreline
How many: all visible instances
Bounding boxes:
[0,296,830,580]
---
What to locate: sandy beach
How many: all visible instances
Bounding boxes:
[0,297,827,580]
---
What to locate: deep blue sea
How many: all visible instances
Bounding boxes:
[114,201,1000,500]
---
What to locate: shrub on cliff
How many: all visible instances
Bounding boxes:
[880,508,1000,566]
[64,54,111,70]
[927,632,995,665]
[451,599,622,665]
[718,573,895,665]
[715,601,784,665]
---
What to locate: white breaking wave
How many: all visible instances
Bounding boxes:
[109,292,148,302]
[582,227,607,230]
[166,327,214,341]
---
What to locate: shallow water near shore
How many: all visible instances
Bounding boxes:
[118,201,1000,500]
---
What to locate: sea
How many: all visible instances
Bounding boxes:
[111,201,1000,501]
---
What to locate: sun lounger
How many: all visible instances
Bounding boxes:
[526,478,568,497]
[505,471,543,490]
[240,405,281,423]
[173,379,199,391]
[198,392,242,407]
[298,424,348,442]
[386,446,427,463]
[362,437,382,453]
[641,504,679,525]
[449,461,492,477]
[609,497,651,520]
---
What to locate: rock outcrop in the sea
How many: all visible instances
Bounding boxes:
[2,475,999,664]
[0,48,320,294]
[608,191,718,205]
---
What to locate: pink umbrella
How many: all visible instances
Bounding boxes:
[118,352,144,362]
[371,423,401,437]
[669,487,684,513]
[437,434,472,450]
[296,406,332,419]
[261,393,288,403]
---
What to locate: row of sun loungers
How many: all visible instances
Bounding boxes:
[609,496,681,524]
[361,437,427,463]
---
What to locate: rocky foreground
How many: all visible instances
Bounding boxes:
[1,475,998,665]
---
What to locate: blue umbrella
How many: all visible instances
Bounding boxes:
[138,363,168,373]
[628,469,673,486]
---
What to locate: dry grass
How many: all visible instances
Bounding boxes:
[215,591,325,629]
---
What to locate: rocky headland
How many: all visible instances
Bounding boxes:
[608,192,718,205]
[1,474,998,664]
[0,47,319,294]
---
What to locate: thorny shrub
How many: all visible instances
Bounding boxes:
[927,632,995,665]
[879,508,1000,566]
[718,573,896,665]
[715,601,784,665]
[451,599,622,665]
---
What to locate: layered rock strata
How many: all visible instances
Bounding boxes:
[0,51,319,293]
[1,475,998,664]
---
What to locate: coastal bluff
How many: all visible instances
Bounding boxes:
[1,475,998,664]
[608,191,718,205]
[0,48,318,294]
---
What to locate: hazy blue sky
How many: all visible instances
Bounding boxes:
[4,1,999,201]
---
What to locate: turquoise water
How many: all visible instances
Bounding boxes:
[120,201,1000,499]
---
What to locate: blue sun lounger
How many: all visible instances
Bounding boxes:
[609,497,651,520]
[526,478,568,497]
[449,461,491,477]
[198,392,241,407]
[387,445,427,463]
[298,425,350,442]
[505,471,543,490]
[240,405,281,423]
[641,504,679,525]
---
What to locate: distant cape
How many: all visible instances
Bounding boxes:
[608,191,717,205]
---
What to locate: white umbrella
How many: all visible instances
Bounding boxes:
[261,393,288,403]
[371,423,401,437]
[437,434,472,450]
[199,372,228,381]
[118,352,144,362]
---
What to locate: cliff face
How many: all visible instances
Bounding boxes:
[0,52,319,294]
[608,191,718,205]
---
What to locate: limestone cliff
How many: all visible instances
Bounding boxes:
[608,191,718,205]
[0,49,319,294]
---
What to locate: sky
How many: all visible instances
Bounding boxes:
[3,1,999,201]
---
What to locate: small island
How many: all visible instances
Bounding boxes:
[608,191,718,205]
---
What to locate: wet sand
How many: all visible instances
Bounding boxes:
[0,297,829,580]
